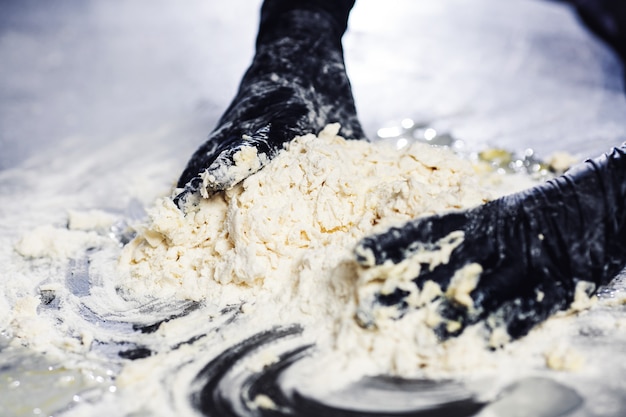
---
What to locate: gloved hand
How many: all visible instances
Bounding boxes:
[175,0,364,207]
[562,0,626,61]
[354,144,626,342]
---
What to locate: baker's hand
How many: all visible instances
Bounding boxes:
[354,144,626,343]
[565,0,626,61]
[175,0,364,208]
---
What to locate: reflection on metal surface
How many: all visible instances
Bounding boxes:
[477,146,550,178]
[377,118,555,180]
[191,326,485,417]
[376,118,464,149]
[479,377,583,417]
[0,335,114,417]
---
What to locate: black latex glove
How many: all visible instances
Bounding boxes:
[175,0,364,207]
[354,144,626,342]
[560,0,626,62]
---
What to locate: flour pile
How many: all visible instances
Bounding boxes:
[118,123,516,378]
[122,123,495,287]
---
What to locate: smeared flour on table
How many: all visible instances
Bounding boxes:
[4,124,626,416]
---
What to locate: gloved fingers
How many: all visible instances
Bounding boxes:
[353,147,626,342]
[174,125,273,203]
[353,208,493,329]
[435,276,589,343]
[353,194,545,339]
[354,211,472,267]
[364,250,551,343]
[176,0,364,204]
[432,259,535,341]
[176,82,311,192]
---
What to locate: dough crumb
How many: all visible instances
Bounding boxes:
[544,344,585,371]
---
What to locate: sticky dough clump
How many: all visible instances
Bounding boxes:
[121,124,492,302]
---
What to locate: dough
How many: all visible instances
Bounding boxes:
[119,123,520,378]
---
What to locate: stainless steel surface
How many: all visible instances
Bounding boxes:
[1,1,625,416]
[1,0,625,171]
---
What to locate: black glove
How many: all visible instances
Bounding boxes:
[175,0,364,207]
[355,144,626,341]
[564,0,626,62]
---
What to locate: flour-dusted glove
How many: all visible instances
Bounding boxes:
[175,0,364,207]
[354,144,626,342]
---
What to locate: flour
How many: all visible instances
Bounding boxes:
[119,123,519,379]
[200,145,270,197]
[67,209,118,232]
[544,343,585,371]
[445,262,483,309]
[15,225,108,260]
[123,124,491,292]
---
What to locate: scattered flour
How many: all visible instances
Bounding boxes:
[67,209,118,232]
[547,151,579,174]
[15,225,108,260]
[544,343,586,371]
